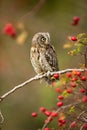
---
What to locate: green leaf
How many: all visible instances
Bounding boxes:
[76,43,83,53]
[77,33,86,39]
[62,90,71,98]
[69,106,75,113]
[79,38,87,45]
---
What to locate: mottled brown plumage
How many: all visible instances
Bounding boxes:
[30,32,59,84]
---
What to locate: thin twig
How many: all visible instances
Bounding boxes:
[0,110,4,125]
[77,111,86,121]
[84,46,87,68]
[42,102,80,130]
[0,74,45,102]
[0,68,86,103]
[81,117,87,123]
[80,125,83,130]
[68,110,87,130]
[19,0,46,21]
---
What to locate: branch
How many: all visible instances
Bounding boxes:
[85,46,87,68]
[77,111,87,122]
[0,68,86,103]
[0,110,4,125]
[19,0,46,21]
[42,102,80,130]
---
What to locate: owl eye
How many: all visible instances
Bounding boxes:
[41,36,46,42]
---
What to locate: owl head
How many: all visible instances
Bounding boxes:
[32,32,50,46]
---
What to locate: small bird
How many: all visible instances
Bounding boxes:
[30,32,59,84]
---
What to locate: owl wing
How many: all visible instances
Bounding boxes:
[45,44,59,71]
[39,44,59,72]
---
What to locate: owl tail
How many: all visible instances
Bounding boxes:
[44,76,59,85]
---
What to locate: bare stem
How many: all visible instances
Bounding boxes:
[42,102,80,130]
[19,0,46,21]
[84,46,87,68]
[0,68,86,103]
[0,110,4,125]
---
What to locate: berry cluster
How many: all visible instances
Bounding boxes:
[31,70,87,130]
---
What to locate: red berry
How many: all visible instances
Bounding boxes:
[80,88,86,93]
[40,107,46,112]
[58,122,63,126]
[31,112,38,117]
[44,128,50,130]
[58,119,66,126]
[71,36,77,41]
[85,70,87,75]
[62,119,66,124]
[72,77,78,82]
[44,110,51,116]
[51,111,58,117]
[81,76,86,81]
[58,119,66,124]
[3,23,16,37]
[66,72,72,78]
[70,82,76,87]
[72,16,80,26]
[66,88,72,93]
[58,95,64,100]
[47,116,53,122]
[53,73,59,79]
[73,16,80,22]
[82,96,87,102]
[56,88,62,93]
[58,119,63,123]
[45,118,53,124]
[57,101,63,107]
[76,71,81,76]
[45,116,53,124]
[83,123,87,129]
[70,121,77,127]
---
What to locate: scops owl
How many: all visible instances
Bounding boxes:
[30,32,59,84]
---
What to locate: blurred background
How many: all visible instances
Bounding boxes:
[0,0,87,130]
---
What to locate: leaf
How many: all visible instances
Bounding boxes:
[16,31,28,44]
[79,38,87,45]
[69,106,75,113]
[68,49,79,56]
[76,43,83,53]
[77,33,86,39]
[59,112,66,119]
[62,90,70,98]
[63,42,73,49]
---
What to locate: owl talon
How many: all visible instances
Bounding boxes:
[46,71,51,77]
[38,72,44,76]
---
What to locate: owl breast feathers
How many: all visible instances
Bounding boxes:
[30,32,59,84]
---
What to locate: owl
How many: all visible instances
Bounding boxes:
[30,32,59,84]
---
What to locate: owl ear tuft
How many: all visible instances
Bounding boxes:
[46,32,50,38]
[45,32,50,43]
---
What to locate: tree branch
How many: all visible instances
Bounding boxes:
[19,0,46,21]
[0,110,4,126]
[85,46,87,68]
[0,68,86,103]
